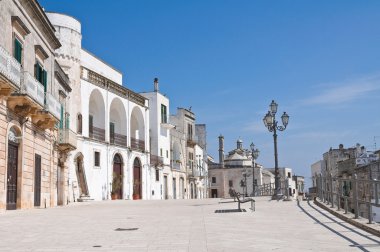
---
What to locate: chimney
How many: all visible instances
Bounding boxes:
[218,135,224,168]
[154,78,159,92]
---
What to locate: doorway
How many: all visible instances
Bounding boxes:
[112,154,123,199]
[6,142,18,210]
[211,189,218,198]
[75,154,88,197]
[163,176,168,200]
[133,158,141,200]
[173,178,176,199]
[34,154,41,207]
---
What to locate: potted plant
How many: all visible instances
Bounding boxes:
[132,179,141,200]
[111,172,123,200]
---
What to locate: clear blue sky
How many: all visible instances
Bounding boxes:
[40,0,380,186]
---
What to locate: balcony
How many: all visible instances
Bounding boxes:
[171,160,181,170]
[150,154,163,167]
[186,136,198,147]
[131,137,145,152]
[89,126,105,141]
[45,92,61,119]
[110,133,127,147]
[58,129,77,152]
[7,71,44,117]
[0,45,21,97]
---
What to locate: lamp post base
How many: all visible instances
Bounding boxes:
[271,193,284,201]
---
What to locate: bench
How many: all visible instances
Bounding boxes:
[230,189,255,212]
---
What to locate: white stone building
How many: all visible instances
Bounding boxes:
[47,12,150,202]
[140,79,174,200]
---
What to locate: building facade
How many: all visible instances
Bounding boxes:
[47,12,150,202]
[0,0,74,210]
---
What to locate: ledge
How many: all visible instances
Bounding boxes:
[314,198,380,238]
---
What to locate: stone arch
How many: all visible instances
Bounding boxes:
[109,98,127,146]
[130,106,145,151]
[89,89,105,140]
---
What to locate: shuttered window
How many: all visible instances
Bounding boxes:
[89,115,93,136]
[59,105,64,129]
[14,38,22,64]
[110,122,115,143]
[161,104,167,123]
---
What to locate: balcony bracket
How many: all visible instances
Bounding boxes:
[32,111,57,130]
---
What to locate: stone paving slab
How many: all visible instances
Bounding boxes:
[0,197,379,251]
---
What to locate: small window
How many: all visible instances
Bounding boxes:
[160,148,163,157]
[14,37,22,64]
[77,114,82,134]
[287,172,291,178]
[94,151,100,167]
[229,180,233,187]
[166,150,169,158]
[155,169,159,182]
[212,177,216,183]
[161,104,167,123]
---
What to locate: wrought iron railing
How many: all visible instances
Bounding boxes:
[130,137,145,151]
[89,126,105,141]
[0,45,21,88]
[150,154,163,167]
[316,173,380,224]
[110,132,127,147]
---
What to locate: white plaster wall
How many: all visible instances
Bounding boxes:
[81,49,122,84]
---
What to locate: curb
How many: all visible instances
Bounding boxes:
[314,199,380,238]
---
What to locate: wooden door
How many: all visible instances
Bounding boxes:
[164,176,168,200]
[112,154,123,199]
[34,154,41,207]
[173,178,176,199]
[133,159,141,200]
[6,143,18,210]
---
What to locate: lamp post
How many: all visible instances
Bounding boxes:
[250,143,260,196]
[263,100,289,200]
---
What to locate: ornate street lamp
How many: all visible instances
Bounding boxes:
[263,100,289,199]
[250,142,259,196]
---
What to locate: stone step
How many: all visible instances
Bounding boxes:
[77,195,94,202]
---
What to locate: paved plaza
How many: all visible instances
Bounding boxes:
[0,197,379,251]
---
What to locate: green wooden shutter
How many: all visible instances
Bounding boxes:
[43,70,47,92]
[14,39,22,64]
[65,112,70,129]
[59,105,64,129]
[89,115,93,136]
[110,122,115,143]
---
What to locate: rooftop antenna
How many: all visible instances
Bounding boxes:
[374,136,380,150]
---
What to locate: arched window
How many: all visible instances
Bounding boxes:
[77,114,82,134]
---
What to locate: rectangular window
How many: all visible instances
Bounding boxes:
[160,148,163,157]
[161,104,167,123]
[89,115,93,137]
[14,38,22,64]
[155,169,159,182]
[229,180,233,187]
[287,172,291,178]
[212,177,216,183]
[110,122,115,144]
[59,105,64,129]
[187,124,193,140]
[166,150,169,158]
[94,151,100,167]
